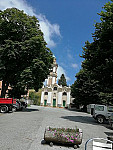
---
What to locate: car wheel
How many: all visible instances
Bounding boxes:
[96,115,104,124]
[0,106,8,113]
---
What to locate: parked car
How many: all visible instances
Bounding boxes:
[109,113,113,128]
[20,101,27,108]
[92,104,113,124]
[16,101,23,111]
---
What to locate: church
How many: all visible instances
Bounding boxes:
[40,57,71,108]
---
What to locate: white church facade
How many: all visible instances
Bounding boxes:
[40,57,71,108]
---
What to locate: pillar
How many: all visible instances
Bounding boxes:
[41,91,44,106]
[47,92,52,106]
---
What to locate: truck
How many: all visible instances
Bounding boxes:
[0,98,16,113]
[92,104,113,124]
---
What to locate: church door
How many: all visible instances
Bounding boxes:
[44,100,47,106]
[63,100,66,107]
[53,99,56,107]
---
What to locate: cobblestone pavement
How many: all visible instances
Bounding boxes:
[0,105,113,150]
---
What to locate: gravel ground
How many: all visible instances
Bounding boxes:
[0,105,113,150]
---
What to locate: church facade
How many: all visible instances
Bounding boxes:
[40,57,71,108]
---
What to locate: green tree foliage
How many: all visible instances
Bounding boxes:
[58,74,67,86]
[71,69,100,108]
[71,1,113,107]
[0,8,53,98]
[8,86,28,99]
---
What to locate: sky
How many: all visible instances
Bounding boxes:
[0,0,111,85]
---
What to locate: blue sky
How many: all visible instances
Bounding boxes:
[0,0,110,85]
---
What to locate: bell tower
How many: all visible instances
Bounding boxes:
[47,56,58,86]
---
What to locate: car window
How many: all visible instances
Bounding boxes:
[108,107,113,112]
[95,105,104,111]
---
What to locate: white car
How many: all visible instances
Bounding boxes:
[92,104,113,124]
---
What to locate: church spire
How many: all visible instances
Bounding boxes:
[47,57,58,86]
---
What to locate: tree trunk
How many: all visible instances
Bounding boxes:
[1,80,9,98]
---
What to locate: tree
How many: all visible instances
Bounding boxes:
[71,1,113,106]
[29,89,42,105]
[82,1,113,104]
[0,8,53,98]
[58,74,67,86]
[71,69,100,109]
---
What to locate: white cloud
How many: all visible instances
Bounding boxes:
[37,14,61,47]
[0,0,35,16]
[0,0,61,48]
[71,63,78,69]
[57,66,70,81]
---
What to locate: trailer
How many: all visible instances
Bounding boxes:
[0,98,16,113]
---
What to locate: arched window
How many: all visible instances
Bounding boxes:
[53,93,56,97]
[63,92,67,96]
[44,92,48,95]
[54,87,57,90]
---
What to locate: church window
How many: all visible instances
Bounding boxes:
[63,92,67,96]
[53,93,56,97]
[44,92,48,95]
[54,87,57,90]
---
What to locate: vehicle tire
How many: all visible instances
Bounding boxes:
[96,115,105,124]
[0,106,8,113]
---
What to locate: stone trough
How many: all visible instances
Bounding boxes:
[43,126,83,149]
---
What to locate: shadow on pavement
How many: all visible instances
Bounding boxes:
[19,108,39,112]
[61,115,112,130]
[61,115,97,125]
[65,108,82,112]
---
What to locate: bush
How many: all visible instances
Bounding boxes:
[29,89,42,105]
